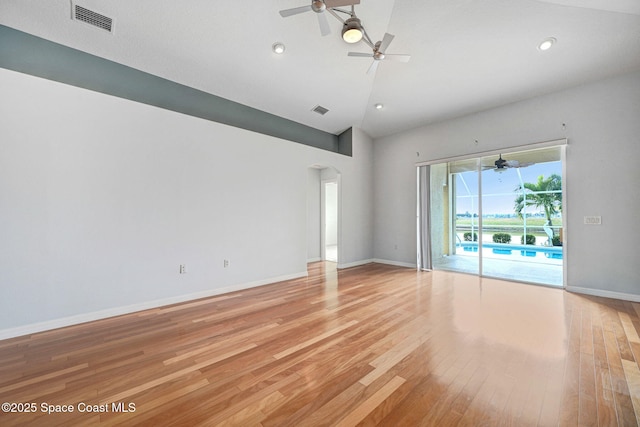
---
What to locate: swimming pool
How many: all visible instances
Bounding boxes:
[457,242,563,259]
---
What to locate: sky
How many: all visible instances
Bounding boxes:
[455,161,562,215]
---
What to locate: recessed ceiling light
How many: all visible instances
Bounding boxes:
[374,103,384,110]
[272,42,285,54]
[538,37,556,51]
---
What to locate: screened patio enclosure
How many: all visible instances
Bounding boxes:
[419,142,566,287]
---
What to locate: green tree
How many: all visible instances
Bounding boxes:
[514,174,562,228]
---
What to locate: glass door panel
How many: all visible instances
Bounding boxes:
[431,162,479,275]
[479,150,563,286]
[426,145,564,287]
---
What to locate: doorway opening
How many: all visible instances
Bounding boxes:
[307,165,341,267]
[322,180,338,262]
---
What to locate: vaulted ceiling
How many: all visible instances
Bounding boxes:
[1,0,639,139]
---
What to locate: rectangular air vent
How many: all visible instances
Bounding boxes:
[312,105,329,116]
[73,4,113,32]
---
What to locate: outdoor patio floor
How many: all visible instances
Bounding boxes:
[433,252,563,287]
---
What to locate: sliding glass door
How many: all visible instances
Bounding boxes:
[425,144,564,287]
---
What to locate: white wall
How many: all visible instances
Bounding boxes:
[339,128,374,267]
[373,71,640,299]
[0,69,374,337]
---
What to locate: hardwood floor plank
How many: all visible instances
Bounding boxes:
[99,378,209,426]
[2,263,640,425]
[579,350,599,426]
[273,320,358,360]
[619,312,640,344]
[334,375,405,427]
[559,306,581,425]
[261,364,374,427]
[578,307,598,427]
[0,363,89,394]
[603,324,637,425]
[622,359,640,425]
[163,340,260,366]
[590,306,619,426]
[359,335,424,386]
[195,374,297,426]
[415,356,478,425]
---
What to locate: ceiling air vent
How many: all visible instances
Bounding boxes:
[312,105,329,116]
[72,4,113,32]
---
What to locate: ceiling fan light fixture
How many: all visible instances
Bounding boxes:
[538,37,556,51]
[342,17,363,43]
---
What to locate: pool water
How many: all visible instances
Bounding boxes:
[458,242,563,262]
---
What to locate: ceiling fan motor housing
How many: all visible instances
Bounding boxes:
[312,0,326,13]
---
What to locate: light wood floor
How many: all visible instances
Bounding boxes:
[1,262,639,426]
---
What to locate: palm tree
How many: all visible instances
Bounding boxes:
[514,174,562,230]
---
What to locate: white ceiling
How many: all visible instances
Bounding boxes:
[1,0,639,139]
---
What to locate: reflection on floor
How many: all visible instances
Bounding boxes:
[325,244,337,262]
[433,253,563,287]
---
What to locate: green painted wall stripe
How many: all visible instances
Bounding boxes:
[0,25,351,155]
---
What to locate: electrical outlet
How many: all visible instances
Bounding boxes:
[584,216,601,225]
[179,264,186,274]
[224,260,229,268]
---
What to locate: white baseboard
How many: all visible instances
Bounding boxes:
[307,257,322,263]
[326,258,416,270]
[566,286,640,303]
[371,258,416,269]
[337,259,374,269]
[0,271,308,341]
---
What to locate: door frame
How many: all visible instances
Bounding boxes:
[417,139,567,288]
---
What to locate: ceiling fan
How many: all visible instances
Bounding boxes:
[279,0,361,36]
[348,33,411,74]
[485,154,534,172]
[534,0,640,15]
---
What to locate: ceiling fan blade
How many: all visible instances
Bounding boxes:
[325,0,361,7]
[279,5,312,17]
[384,54,411,63]
[317,12,331,36]
[534,0,640,15]
[367,61,380,75]
[504,159,536,168]
[378,33,395,53]
[348,52,373,58]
